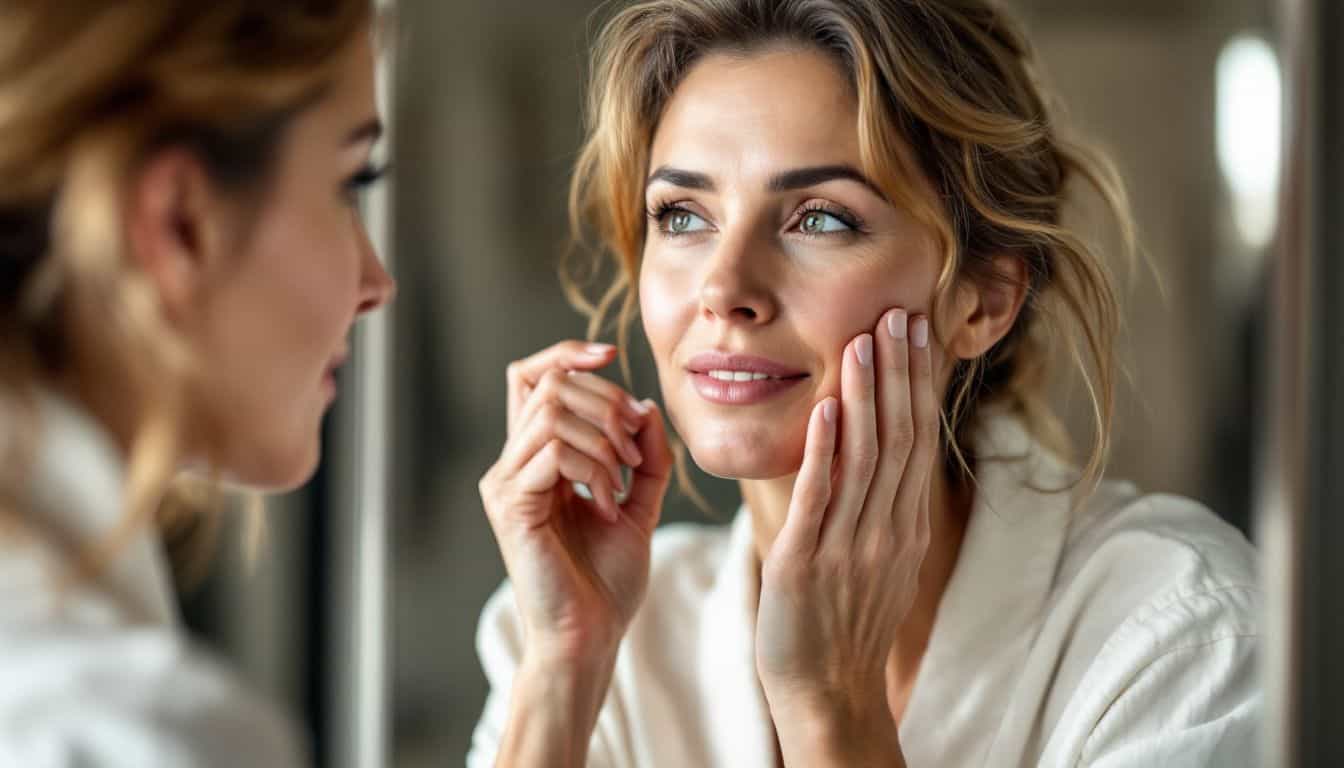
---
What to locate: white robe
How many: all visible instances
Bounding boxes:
[469,417,1260,767]
[0,395,305,767]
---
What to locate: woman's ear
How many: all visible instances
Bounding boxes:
[124,148,226,322]
[944,254,1029,361]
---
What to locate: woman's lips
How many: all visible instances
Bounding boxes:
[685,352,808,406]
[321,349,348,404]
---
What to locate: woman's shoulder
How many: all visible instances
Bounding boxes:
[0,543,305,765]
[1043,481,1259,692]
[1060,481,1258,617]
[1014,484,1261,764]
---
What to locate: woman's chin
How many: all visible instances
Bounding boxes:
[686,438,804,481]
[224,434,321,493]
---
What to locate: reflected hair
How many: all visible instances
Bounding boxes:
[565,0,1133,498]
[0,0,372,588]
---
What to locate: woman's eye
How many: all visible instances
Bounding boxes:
[663,209,710,235]
[343,164,389,205]
[798,210,853,234]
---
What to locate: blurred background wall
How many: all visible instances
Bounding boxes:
[180,1,1278,765]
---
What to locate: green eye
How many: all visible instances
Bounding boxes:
[800,210,851,234]
[662,208,709,235]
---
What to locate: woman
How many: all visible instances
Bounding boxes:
[0,2,393,764]
[472,1,1258,766]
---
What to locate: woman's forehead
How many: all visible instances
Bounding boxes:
[648,48,862,177]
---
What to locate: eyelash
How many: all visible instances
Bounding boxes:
[796,202,864,235]
[343,163,390,204]
[646,201,689,230]
[645,200,866,236]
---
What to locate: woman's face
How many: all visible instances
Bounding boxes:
[640,47,947,480]
[187,27,394,490]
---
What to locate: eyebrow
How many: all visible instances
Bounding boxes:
[645,163,884,198]
[345,117,384,146]
[646,166,714,191]
[767,164,883,197]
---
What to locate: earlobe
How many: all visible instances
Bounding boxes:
[124,149,216,320]
[945,254,1029,361]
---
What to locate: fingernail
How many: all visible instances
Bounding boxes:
[626,438,644,467]
[855,334,873,367]
[587,343,614,356]
[912,317,929,349]
[888,309,907,340]
[822,398,837,424]
[629,397,650,415]
[600,492,619,522]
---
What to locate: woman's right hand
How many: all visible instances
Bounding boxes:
[479,340,674,671]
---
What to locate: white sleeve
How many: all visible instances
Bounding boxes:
[1079,599,1260,767]
[0,627,307,768]
[467,581,617,768]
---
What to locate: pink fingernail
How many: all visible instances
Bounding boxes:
[855,334,873,367]
[822,398,837,424]
[587,343,614,356]
[912,317,929,349]
[888,309,907,340]
[629,397,650,415]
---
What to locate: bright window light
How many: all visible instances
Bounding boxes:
[1216,35,1282,249]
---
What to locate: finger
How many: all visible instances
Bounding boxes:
[506,340,617,435]
[773,398,838,558]
[915,470,932,551]
[892,315,938,527]
[516,369,644,467]
[621,399,672,532]
[549,371,646,465]
[498,403,625,491]
[820,333,879,548]
[564,372,646,432]
[516,439,621,523]
[859,308,915,540]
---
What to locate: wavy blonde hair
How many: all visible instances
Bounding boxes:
[0,0,372,587]
[565,0,1134,496]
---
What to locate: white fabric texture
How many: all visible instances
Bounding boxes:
[0,395,306,767]
[469,417,1260,767]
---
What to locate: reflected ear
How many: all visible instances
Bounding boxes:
[124,148,225,322]
[945,254,1029,361]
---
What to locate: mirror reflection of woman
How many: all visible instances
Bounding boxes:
[472,1,1259,766]
[0,2,393,764]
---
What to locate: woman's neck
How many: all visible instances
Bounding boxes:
[741,452,972,717]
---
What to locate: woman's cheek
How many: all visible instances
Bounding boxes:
[638,257,691,361]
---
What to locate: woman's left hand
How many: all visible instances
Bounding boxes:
[755,308,938,765]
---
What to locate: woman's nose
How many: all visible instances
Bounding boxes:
[354,217,396,315]
[697,233,776,325]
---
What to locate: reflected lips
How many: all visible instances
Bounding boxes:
[686,351,808,405]
[322,349,348,403]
